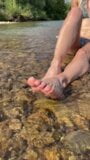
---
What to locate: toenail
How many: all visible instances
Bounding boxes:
[29,77,35,81]
[35,80,40,85]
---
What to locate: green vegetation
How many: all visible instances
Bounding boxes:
[0,0,70,21]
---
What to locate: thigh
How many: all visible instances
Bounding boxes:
[71,38,90,53]
[70,38,81,52]
[81,42,90,60]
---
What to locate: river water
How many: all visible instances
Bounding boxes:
[0,21,90,160]
[0,21,63,80]
[0,21,62,58]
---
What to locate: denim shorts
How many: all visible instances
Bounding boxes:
[80,37,90,46]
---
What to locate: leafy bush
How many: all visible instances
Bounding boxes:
[31,7,48,20]
[18,5,33,21]
[0,10,7,21]
[0,0,69,21]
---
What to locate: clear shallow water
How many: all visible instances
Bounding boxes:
[0,21,64,79]
[0,21,63,53]
[0,21,90,160]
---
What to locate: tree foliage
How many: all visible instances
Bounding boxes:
[0,0,70,21]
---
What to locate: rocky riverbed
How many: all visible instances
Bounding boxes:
[0,21,90,160]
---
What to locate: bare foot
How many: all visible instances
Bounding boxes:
[27,61,61,89]
[27,61,66,99]
[28,61,62,90]
[27,73,67,99]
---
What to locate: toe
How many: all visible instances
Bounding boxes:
[45,88,56,97]
[38,82,46,90]
[43,85,52,93]
[27,77,36,87]
[31,82,47,93]
[27,77,41,87]
[44,87,61,99]
[31,87,40,93]
[34,79,41,87]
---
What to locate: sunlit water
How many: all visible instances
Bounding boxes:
[0,21,63,56]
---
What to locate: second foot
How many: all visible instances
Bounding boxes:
[27,74,68,99]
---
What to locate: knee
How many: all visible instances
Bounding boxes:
[76,48,89,60]
[76,48,90,71]
[68,7,82,23]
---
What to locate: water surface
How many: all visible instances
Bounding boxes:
[0,21,90,160]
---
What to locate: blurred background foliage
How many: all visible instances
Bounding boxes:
[0,0,70,21]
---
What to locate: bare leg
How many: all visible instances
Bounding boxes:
[39,43,90,99]
[43,7,83,78]
[27,7,82,89]
[59,43,90,87]
[28,43,90,99]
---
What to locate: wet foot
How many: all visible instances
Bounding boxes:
[27,62,64,99]
[27,73,67,99]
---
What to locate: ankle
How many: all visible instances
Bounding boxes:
[51,59,62,68]
[58,73,69,88]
